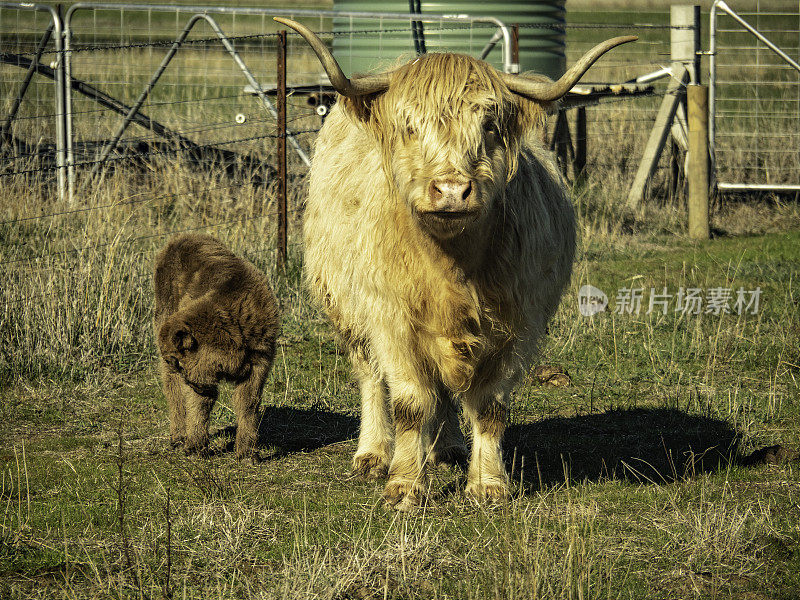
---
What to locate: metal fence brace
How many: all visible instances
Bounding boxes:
[0,2,67,202]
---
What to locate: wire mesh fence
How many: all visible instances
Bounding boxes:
[562,12,671,182]
[0,2,65,191]
[2,5,680,195]
[2,3,793,380]
[712,2,800,188]
[63,6,322,182]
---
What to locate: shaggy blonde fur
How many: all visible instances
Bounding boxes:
[154,234,280,461]
[304,53,575,508]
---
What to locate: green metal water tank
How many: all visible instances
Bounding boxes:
[332,1,565,79]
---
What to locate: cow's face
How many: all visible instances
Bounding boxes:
[158,302,249,393]
[363,54,544,241]
[272,17,634,241]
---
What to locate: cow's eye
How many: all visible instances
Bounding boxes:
[405,125,416,137]
[483,122,501,148]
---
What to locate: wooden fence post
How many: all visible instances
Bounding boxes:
[511,24,519,66]
[687,84,709,239]
[626,5,700,208]
[276,29,287,272]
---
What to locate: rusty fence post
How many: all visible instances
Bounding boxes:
[573,106,587,182]
[511,24,519,66]
[276,29,287,272]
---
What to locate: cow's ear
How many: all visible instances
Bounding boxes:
[338,92,381,122]
[514,96,552,134]
[501,98,552,181]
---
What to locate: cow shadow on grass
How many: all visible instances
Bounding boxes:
[213,406,358,459]
[503,407,741,491]
[211,406,742,490]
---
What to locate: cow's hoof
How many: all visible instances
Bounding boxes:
[352,453,390,480]
[465,481,510,503]
[383,479,425,511]
[429,444,468,468]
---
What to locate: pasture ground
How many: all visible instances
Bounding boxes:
[3,220,800,599]
[2,2,800,596]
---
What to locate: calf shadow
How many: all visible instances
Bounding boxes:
[503,407,741,490]
[259,405,359,457]
[214,405,358,459]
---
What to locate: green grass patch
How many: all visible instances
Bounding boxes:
[3,228,800,599]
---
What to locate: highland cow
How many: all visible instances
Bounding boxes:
[277,17,634,509]
[154,234,280,462]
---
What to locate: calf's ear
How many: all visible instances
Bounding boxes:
[173,328,197,353]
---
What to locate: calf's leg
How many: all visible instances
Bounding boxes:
[183,384,218,456]
[161,360,187,448]
[232,361,269,462]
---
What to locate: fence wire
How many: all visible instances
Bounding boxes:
[1,6,672,265]
[712,5,800,188]
[0,5,734,377]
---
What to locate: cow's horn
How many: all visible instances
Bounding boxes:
[274,17,391,97]
[502,35,638,102]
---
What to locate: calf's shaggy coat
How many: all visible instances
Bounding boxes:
[277,18,634,509]
[154,234,280,461]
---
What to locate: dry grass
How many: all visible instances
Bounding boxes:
[3,126,800,597]
[2,362,797,599]
[2,9,800,599]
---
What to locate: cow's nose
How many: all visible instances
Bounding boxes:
[429,180,474,211]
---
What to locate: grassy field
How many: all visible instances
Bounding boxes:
[2,3,800,599]
[3,192,800,598]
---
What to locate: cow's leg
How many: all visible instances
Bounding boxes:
[161,359,187,448]
[426,385,467,467]
[183,384,218,456]
[232,361,268,463]
[462,388,510,501]
[350,346,392,479]
[384,379,436,511]
[369,331,435,509]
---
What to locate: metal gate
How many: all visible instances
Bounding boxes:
[60,4,515,202]
[709,0,800,193]
[0,2,67,199]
